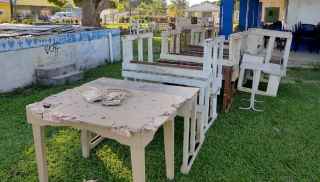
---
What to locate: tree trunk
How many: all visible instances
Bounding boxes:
[80,0,112,27]
[81,0,101,27]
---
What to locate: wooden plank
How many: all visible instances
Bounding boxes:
[130,146,146,182]
[81,129,90,158]
[130,61,202,70]
[32,125,48,182]
[163,120,174,180]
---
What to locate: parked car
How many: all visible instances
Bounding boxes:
[50,12,80,24]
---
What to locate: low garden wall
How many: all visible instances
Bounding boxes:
[0,29,121,93]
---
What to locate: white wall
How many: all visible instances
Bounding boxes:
[287,0,320,27]
[0,30,121,93]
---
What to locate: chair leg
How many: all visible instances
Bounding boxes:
[130,146,146,182]
[237,67,245,90]
[266,75,281,97]
[81,129,90,158]
[240,70,263,112]
[163,120,174,180]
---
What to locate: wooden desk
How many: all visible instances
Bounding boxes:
[26,78,198,182]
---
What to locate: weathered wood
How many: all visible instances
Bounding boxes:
[163,120,174,180]
[222,66,234,112]
[81,129,90,158]
[32,125,48,182]
[27,78,199,182]
[148,37,153,63]
[238,28,293,97]
[122,32,223,173]
[138,38,143,61]
[130,146,146,182]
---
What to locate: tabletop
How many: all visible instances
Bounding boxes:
[26,78,199,137]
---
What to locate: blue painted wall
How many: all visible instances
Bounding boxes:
[0,29,120,53]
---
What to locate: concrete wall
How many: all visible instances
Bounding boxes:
[0,29,121,93]
[287,0,320,27]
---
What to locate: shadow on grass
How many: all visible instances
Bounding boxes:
[2,118,187,182]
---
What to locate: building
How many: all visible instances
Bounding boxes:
[15,0,57,20]
[186,2,220,25]
[259,0,285,24]
[286,0,320,28]
[0,0,11,23]
[219,0,320,36]
[14,0,77,21]
[260,0,320,28]
[186,2,219,18]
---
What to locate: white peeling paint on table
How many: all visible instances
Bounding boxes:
[26,78,198,182]
[0,29,121,93]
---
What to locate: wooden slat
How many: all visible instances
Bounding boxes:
[130,60,202,70]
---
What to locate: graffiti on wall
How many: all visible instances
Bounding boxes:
[44,44,60,56]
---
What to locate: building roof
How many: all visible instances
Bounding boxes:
[186,2,219,12]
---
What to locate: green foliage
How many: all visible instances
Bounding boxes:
[168,0,188,17]
[136,0,166,16]
[48,0,68,7]
[21,18,34,25]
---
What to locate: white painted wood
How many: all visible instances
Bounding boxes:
[160,54,203,63]
[182,113,190,172]
[176,33,181,54]
[108,32,114,63]
[122,33,225,173]
[81,129,90,158]
[148,37,153,63]
[265,36,276,64]
[163,120,174,180]
[32,125,48,182]
[223,32,244,82]
[27,78,199,182]
[89,135,104,150]
[266,75,281,97]
[282,36,292,76]
[161,33,169,56]
[239,54,264,111]
[238,28,293,97]
[189,98,197,154]
[130,146,146,182]
[138,38,143,61]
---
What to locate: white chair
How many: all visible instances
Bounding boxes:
[238,29,292,97]
[238,54,264,112]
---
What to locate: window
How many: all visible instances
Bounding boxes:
[264,7,280,23]
[0,10,4,16]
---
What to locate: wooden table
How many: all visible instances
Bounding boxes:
[26,78,198,182]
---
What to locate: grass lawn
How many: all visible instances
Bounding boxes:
[1,47,320,181]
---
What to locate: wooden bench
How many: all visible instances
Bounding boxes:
[122,32,224,173]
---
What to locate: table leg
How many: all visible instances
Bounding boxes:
[32,125,48,182]
[130,146,146,182]
[181,115,190,173]
[198,88,205,142]
[164,120,174,180]
[81,129,90,158]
